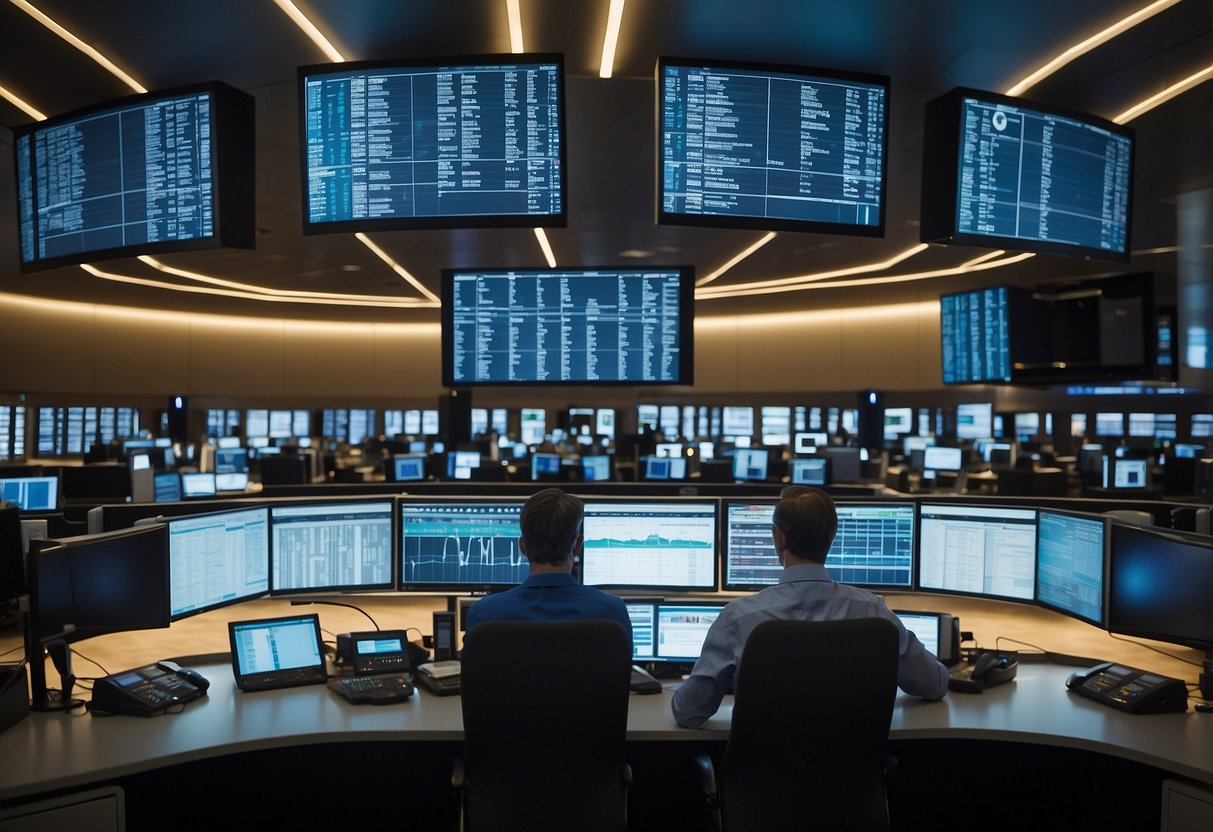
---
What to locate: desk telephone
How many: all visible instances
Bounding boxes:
[1066,662,1189,714]
[87,661,208,716]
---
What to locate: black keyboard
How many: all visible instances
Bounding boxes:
[414,670,461,696]
[328,674,414,705]
[237,666,328,692]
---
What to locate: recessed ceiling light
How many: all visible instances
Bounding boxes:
[618,249,654,258]
[342,264,362,272]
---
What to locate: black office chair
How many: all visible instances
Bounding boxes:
[695,617,900,832]
[454,619,633,832]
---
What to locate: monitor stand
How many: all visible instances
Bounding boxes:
[23,611,84,712]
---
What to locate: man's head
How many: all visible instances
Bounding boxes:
[520,488,584,568]
[771,486,838,565]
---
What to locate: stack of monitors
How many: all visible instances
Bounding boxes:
[723,500,915,591]
[626,599,727,664]
[917,504,1037,601]
[399,498,528,591]
[581,499,718,592]
[270,501,394,594]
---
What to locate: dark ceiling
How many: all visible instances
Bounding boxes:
[0,0,1209,322]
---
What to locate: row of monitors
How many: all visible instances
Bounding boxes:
[17,57,1132,272]
[35,495,1213,647]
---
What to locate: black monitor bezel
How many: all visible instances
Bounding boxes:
[579,496,719,592]
[398,496,529,592]
[269,499,396,595]
[297,54,568,235]
[1107,523,1213,650]
[920,86,1134,263]
[14,81,254,274]
[655,56,891,237]
[915,502,1038,604]
[1034,507,1108,627]
[440,265,696,387]
[167,505,271,621]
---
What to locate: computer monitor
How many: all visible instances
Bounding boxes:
[790,457,829,486]
[1102,456,1150,490]
[821,447,861,483]
[655,443,684,458]
[399,498,527,591]
[640,456,687,481]
[652,602,727,663]
[447,451,481,480]
[893,611,941,659]
[181,472,217,498]
[389,454,428,482]
[581,455,614,483]
[270,501,394,594]
[531,453,562,481]
[732,448,769,482]
[956,403,993,440]
[922,446,963,473]
[215,472,250,493]
[794,432,829,454]
[904,435,934,454]
[167,507,270,619]
[1108,524,1213,650]
[300,55,566,233]
[581,499,717,591]
[215,447,249,474]
[0,475,59,512]
[722,500,915,591]
[152,472,182,503]
[1035,509,1107,626]
[918,504,1037,601]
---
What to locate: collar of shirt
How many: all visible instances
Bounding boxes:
[521,571,578,588]
[779,562,834,584]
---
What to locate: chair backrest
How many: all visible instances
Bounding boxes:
[720,617,900,832]
[460,618,632,832]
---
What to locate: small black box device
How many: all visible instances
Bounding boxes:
[433,611,456,662]
[343,630,411,676]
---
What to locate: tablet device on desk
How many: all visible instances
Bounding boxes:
[228,614,328,692]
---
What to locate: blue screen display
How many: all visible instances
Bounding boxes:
[1109,524,1213,648]
[1036,511,1104,624]
[941,288,1011,384]
[302,58,563,227]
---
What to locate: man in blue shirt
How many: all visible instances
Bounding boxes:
[464,488,633,637]
[672,487,948,729]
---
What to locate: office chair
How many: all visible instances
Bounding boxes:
[695,617,900,832]
[454,619,633,832]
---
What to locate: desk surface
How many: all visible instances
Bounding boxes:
[1,660,1213,804]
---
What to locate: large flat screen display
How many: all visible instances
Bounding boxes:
[168,507,269,619]
[300,55,565,232]
[657,58,889,235]
[921,87,1133,261]
[918,503,1037,601]
[270,501,394,594]
[14,82,254,272]
[941,288,1012,384]
[1108,524,1213,649]
[399,498,527,591]
[1035,509,1106,625]
[581,499,717,591]
[443,267,694,385]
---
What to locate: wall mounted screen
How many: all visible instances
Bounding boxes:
[1035,509,1105,625]
[14,82,254,272]
[168,507,269,619]
[399,499,527,590]
[581,500,717,591]
[443,267,694,385]
[270,501,394,593]
[300,55,565,232]
[921,87,1133,261]
[918,504,1036,601]
[941,288,1012,383]
[657,58,889,235]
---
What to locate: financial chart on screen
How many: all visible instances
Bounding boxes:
[582,501,717,589]
[271,502,394,592]
[400,500,527,587]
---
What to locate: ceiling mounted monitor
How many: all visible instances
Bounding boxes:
[14,82,254,273]
[442,267,694,386]
[299,54,566,233]
[921,87,1133,261]
[656,57,889,236]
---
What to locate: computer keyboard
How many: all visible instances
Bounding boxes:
[414,670,461,696]
[327,674,414,705]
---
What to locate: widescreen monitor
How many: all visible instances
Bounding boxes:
[215,448,249,474]
[1108,524,1213,650]
[918,504,1037,601]
[732,448,769,482]
[722,407,754,437]
[270,501,394,594]
[581,499,717,591]
[1102,456,1149,490]
[581,455,613,482]
[923,446,963,472]
[1036,509,1106,626]
[883,408,913,439]
[641,456,687,481]
[168,507,270,619]
[300,55,566,232]
[399,499,527,591]
[0,475,58,512]
[447,451,481,480]
[723,500,915,591]
[389,454,428,482]
[215,472,250,492]
[443,267,694,385]
[1095,412,1124,437]
[821,447,861,483]
[921,87,1133,261]
[794,432,829,454]
[653,602,727,663]
[152,472,182,503]
[531,452,562,480]
[956,403,993,440]
[791,457,829,486]
[657,58,889,236]
[14,82,254,273]
[181,472,217,498]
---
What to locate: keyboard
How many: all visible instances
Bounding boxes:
[328,674,414,705]
[237,666,328,692]
[630,665,661,695]
[414,669,461,696]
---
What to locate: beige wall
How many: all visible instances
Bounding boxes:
[0,293,941,399]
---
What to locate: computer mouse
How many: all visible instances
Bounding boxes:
[971,652,1007,681]
[174,667,211,692]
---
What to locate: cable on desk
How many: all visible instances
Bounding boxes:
[994,636,1047,655]
[69,648,110,678]
[1108,632,1203,667]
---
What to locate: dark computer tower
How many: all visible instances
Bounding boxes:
[440,389,473,448]
[857,390,883,450]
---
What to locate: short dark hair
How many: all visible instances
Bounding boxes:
[520,488,584,565]
[772,487,837,563]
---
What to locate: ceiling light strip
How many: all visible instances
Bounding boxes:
[599,0,627,79]
[354,234,442,302]
[1004,0,1181,96]
[533,228,558,268]
[697,252,1035,299]
[506,0,525,53]
[1113,64,1213,124]
[0,83,46,120]
[696,232,777,287]
[272,0,346,62]
[699,243,930,295]
[10,0,146,93]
